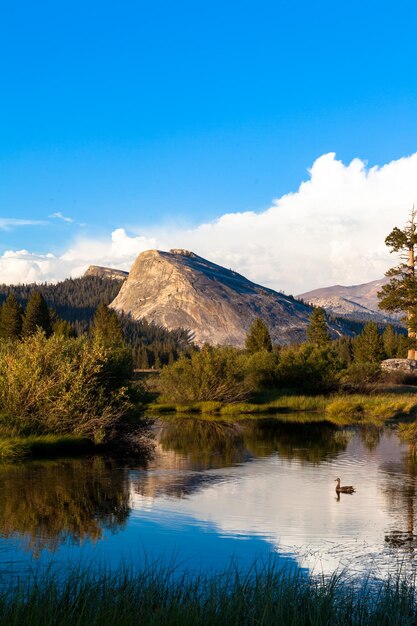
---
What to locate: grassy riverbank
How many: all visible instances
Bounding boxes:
[148,392,417,423]
[1,565,416,625]
[0,434,93,462]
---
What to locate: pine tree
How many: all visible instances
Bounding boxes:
[353,321,384,363]
[22,292,52,337]
[378,207,417,358]
[91,303,125,347]
[397,335,409,358]
[0,293,23,339]
[334,336,353,367]
[245,318,273,353]
[307,307,331,347]
[382,324,399,359]
[52,318,76,338]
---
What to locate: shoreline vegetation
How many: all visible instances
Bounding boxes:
[0,434,93,463]
[1,564,417,626]
[148,392,417,422]
[1,290,417,463]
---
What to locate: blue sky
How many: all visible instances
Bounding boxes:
[1,1,417,290]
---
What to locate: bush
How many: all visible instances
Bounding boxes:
[0,332,132,441]
[340,362,381,390]
[275,344,342,393]
[158,345,249,403]
[243,349,279,389]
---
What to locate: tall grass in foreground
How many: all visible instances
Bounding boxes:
[1,565,417,625]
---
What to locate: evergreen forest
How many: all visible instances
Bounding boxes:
[0,277,193,368]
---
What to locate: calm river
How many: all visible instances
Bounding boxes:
[1,416,417,580]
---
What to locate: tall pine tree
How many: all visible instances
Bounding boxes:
[91,303,125,347]
[245,318,273,353]
[378,207,417,358]
[22,292,52,337]
[0,293,23,339]
[307,307,331,347]
[353,321,384,363]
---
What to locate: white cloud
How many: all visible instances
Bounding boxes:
[0,229,157,284]
[0,218,46,231]
[49,212,74,223]
[152,151,417,293]
[1,152,417,291]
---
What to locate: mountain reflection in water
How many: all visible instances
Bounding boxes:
[1,415,417,577]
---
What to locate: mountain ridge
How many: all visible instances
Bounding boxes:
[110,248,351,346]
[298,277,402,324]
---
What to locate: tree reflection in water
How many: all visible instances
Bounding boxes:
[158,418,246,469]
[242,418,349,464]
[0,457,131,554]
[158,416,350,469]
[0,416,353,554]
[383,439,417,554]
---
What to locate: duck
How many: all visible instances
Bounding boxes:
[335,478,355,494]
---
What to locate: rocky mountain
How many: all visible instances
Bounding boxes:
[298,277,402,324]
[83,265,129,281]
[110,248,350,347]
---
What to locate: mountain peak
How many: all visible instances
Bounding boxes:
[83,265,129,281]
[110,249,349,346]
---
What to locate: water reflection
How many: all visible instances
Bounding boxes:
[159,418,246,469]
[0,458,130,553]
[1,415,417,578]
[356,424,383,451]
[242,418,349,464]
[157,416,350,470]
[383,445,417,553]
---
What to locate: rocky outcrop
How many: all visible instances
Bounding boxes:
[110,248,349,347]
[83,265,129,281]
[381,359,417,372]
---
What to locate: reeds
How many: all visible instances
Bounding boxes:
[0,563,416,625]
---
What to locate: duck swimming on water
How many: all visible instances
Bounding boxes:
[335,478,355,494]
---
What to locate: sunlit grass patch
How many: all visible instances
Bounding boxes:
[148,395,329,416]
[325,394,417,423]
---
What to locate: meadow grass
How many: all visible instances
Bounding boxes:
[324,394,417,423]
[148,395,329,416]
[148,392,417,423]
[0,564,417,625]
[0,435,92,462]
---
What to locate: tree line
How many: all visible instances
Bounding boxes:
[156,310,409,403]
[0,277,193,367]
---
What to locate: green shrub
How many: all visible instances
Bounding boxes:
[340,362,381,390]
[243,349,279,389]
[0,332,132,441]
[158,345,249,403]
[276,344,342,392]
